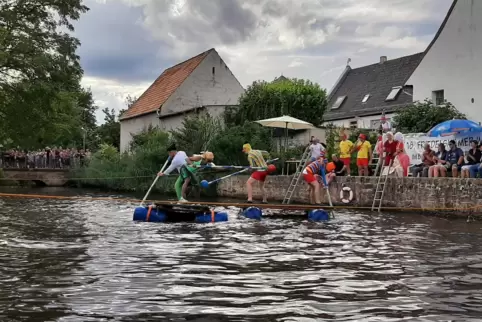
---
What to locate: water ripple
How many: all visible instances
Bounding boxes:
[0,192,482,321]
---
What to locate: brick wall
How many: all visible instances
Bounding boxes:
[217,175,482,215]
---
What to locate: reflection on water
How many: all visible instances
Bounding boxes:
[1,187,482,321]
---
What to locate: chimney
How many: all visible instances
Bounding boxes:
[380,56,387,64]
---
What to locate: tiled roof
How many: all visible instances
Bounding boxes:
[120,48,213,120]
[324,53,424,121]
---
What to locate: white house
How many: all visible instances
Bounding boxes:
[406,0,482,124]
[323,54,423,129]
[119,48,245,152]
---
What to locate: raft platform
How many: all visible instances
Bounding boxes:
[133,200,332,223]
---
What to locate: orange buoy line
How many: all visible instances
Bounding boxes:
[0,192,480,213]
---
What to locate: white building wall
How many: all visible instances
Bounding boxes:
[326,113,395,130]
[119,113,159,153]
[159,106,226,131]
[160,50,244,117]
[119,50,244,153]
[406,0,482,123]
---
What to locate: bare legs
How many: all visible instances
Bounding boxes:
[246,177,267,203]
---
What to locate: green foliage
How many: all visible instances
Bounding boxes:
[95,108,125,150]
[76,113,273,194]
[393,99,467,133]
[227,78,328,126]
[170,114,222,154]
[72,130,176,193]
[0,0,96,149]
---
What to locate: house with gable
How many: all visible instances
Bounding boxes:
[407,0,482,124]
[324,0,482,130]
[323,54,423,130]
[119,48,245,152]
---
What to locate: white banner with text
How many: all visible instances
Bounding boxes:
[403,132,482,165]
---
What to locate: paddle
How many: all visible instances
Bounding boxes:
[200,158,279,188]
[140,156,171,206]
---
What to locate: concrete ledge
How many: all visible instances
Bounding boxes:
[217,175,482,215]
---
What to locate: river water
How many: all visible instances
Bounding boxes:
[1,187,482,321]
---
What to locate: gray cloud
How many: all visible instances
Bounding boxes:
[74,0,173,83]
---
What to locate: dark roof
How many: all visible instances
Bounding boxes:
[324,53,424,121]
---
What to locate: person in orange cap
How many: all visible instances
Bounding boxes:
[242,143,269,203]
[351,133,372,176]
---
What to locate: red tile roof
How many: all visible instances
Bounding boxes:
[120,48,214,120]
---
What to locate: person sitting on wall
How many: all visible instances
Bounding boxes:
[411,143,435,177]
[461,140,481,178]
[429,143,448,177]
[444,140,465,178]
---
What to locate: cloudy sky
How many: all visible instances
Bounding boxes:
[74,0,453,123]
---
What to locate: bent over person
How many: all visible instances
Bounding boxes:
[242,143,269,204]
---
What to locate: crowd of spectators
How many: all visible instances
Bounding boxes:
[0,147,91,169]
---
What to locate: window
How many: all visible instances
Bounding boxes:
[349,120,358,129]
[362,94,370,103]
[433,90,444,105]
[385,86,402,101]
[212,67,215,75]
[331,95,347,109]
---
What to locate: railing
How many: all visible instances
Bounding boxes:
[0,155,88,169]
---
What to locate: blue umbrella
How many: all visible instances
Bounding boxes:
[428,119,482,137]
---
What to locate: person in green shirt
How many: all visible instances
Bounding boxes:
[176,152,214,202]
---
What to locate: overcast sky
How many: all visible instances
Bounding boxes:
[74,0,453,123]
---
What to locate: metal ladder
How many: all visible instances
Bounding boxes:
[371,153,391,212]
[282,146,312,204]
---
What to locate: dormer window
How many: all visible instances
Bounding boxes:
[386,86,402,101]
[331,96,347,109]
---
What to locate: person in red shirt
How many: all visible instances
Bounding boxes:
[383,132,398,166]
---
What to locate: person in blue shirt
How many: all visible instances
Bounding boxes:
[444,140,465,177]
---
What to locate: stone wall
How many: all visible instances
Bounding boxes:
[2,169,69,186]
[217,175,482,215]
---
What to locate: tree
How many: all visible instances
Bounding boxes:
[227,78,328,126]
[0,0,94,149]
[170,114,222,154]
[0,0,88,88]
[96,108,125,150]
[392,99,467,133]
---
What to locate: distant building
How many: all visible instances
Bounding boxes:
[119,48,245,152]
[324,0,482,129]
[406,0,482,123]
[324,53,423,130]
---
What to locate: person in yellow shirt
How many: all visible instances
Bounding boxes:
[242,143,269,203]
[351,134,372,176]
[339,134,353,176]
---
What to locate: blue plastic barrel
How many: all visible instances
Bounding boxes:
[195,212,229,223]
[242,207,263,220]
[133,206,168,222]
[308,209,330,222]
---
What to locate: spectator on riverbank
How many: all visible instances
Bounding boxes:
[412,144,435,177]
[461,140,481,178]
[1,147,90,169]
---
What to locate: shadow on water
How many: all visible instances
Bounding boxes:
[0,187,482,321]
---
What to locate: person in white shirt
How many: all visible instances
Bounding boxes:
[158,144,214,202]
[309,138,325,162]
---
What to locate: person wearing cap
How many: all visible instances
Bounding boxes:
[242,143,269,203]
[351,134,372,176]
[339,134,353,176]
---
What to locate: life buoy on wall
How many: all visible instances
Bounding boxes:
[339,186,353,204]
